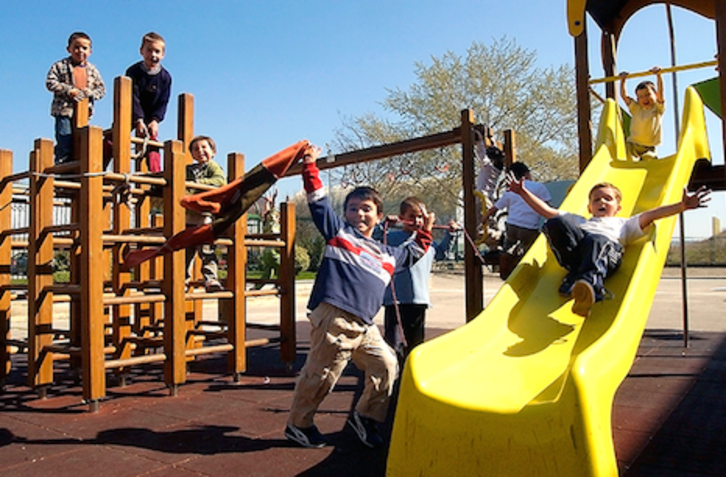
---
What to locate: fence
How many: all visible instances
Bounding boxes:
[666,235,726,266]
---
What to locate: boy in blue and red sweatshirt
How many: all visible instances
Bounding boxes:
[286,146,434,449]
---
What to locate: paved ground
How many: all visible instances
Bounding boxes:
[1,267,725,476]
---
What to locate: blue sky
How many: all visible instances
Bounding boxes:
[0,1,722,237]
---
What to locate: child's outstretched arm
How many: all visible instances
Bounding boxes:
[638,186,711,230]
[619,72,633,105]
[651,66,665,104]
[507,174,559,219]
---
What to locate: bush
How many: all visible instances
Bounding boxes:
[295,245,310,274]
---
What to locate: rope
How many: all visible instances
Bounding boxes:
[30,171,109,180]
[132,133,150,160]
[382,218,408,350]
[110,173,133,207]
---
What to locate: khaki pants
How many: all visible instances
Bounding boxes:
[288,302,399,428]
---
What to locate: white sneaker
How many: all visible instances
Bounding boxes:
[285,423,327,448]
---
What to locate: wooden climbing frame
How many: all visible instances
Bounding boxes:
[0,76,297,410]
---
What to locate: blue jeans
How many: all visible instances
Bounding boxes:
[54,116,72,163]
[542,215,623,301]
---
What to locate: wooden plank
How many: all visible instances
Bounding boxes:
[163,140,188,390]
[80,126,106,404]
[0,149,12,385]
[461,109,483,322]
[27,139,55,388]
[279,202,296,366]
[224,153,247,376]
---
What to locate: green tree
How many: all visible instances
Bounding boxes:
[331,37,580,220]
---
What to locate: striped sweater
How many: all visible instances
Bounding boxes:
[303,162,431,324]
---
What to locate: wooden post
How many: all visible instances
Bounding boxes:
[27,139,55,392]
[80,126,106,409]
[163,140,187,393]
[225,153,247,377]
[178,93,194,164]
[0,149,12,386]
[601,32,617,99]
[111,76,134,378]
[575,23,593,172]
[279,201,297,367]
[716,1,726,164]
[504,129,517,167]
[133,118,152,338]
[177,94,202,328]
[461,109,483,322]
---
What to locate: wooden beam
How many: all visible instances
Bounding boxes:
[111,76,134,374]
[0,149,12,385]
[27,139,55,389]
[504,129,517,167]
[80,126,106,405]
[286,128,462,176]
[601,31,617,99]
[224,152,248,377]
[716,0,726,165]
[279,201,297,366]
[163,139,188,392]
[575,21,593,172]
[461,109,483,322]
[178,93,194,165]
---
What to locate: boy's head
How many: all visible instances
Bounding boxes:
[508,162,530,180]
[635,81,657,108]
[343,187,383,238]
[486,145,505,170]
[588,182,622,218]
[399,197,427,233]
[190,135,216,164]
[140,32,166,70]
[66,32,92,65]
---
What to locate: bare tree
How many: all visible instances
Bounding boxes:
[331,37,581,220]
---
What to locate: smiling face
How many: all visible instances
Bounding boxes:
[140,39,165,69]
[190,139,215,164]
[400,205,424,233]
[344,197,382,238]
[67,37,92,65]
[635,83,657,108]
[588,185,622,218]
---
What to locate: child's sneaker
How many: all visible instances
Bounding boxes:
[205,279,224,292]
[285,423,327,448]
[347,411,384,448]
[571,280,595,317]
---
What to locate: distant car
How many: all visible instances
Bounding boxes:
[11,253,27,275]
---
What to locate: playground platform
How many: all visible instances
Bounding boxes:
[1,267,725,476]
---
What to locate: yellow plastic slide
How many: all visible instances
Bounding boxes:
[387,87,710,477]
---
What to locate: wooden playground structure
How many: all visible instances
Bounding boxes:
[0,76,298,411]
[0,72,512,411]
[571,0,726,190]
